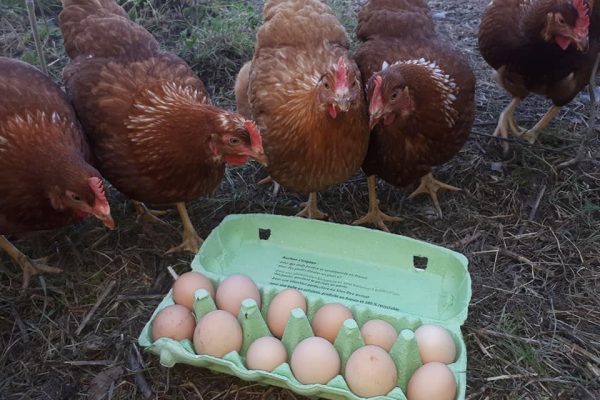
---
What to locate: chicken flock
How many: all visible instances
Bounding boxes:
[0,0,598,287]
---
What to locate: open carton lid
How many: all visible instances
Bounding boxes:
[192,214,471,326]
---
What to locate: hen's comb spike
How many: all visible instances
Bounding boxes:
[335,56,348,90]
[573,0,590,36]
[88,177,110,211]
[244,120,263,149]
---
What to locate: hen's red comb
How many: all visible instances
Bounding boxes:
[574,0,590,37]
[244,120,263,149]
[88,177,110,214]
[335,56,348,91]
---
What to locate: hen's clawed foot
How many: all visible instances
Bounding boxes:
[352,203,400,232]
[164,202,203,255]
[132,201,171,225]
[0,236,62,288]
[296,192,328,220]
[19,257,63,289]
[408,173,461,218]
[165,232,203,255]
[492,98,524,154]
[258,175,281,197]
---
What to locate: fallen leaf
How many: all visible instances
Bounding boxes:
[88,366,125,400]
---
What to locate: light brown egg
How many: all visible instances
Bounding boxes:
[172,271,215,310]
[151,304,196,342]
[415,325,457,364]
[407,362,457,400]
[245,336,288,372]
[311,303,353,343]
[360,320,398,351]
[193,310,243,357]
[290,336,340,384]
[267,288,307,338]
[344,345,398,397]
[215,274,262,316]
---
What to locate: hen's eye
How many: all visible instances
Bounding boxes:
[71,194,82,201]
[323,82,330,89]
[352,80,357,87]
[391,92,398,100]
[229,137,242,146]
[557,16,565,24]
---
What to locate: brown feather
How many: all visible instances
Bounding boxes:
[479,0,600,106]
[247,0,370,193]
[356,0,475,187]
[0,58,103,234]
[60,0,256,205]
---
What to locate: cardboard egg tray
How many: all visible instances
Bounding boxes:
[138,214,471,399]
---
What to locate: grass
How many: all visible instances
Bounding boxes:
[1,0,600,399]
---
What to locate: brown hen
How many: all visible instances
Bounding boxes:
[479,0,600,152]
[59,0,267,254]
[235,0,370,219]
[353,0,475,231]
[0,58,114,287]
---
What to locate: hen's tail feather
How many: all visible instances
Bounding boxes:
[235,62,253,119]
[59,0,159,59]
[357,0,435,41]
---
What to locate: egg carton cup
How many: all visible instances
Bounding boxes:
[139,214,471,399]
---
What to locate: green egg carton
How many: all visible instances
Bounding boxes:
[138,214,471,399]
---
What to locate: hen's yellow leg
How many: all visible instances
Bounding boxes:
[520,105,560,144]
[132,200,170,225]
[0,235,62,288]
[296,192,328,220]
[165,203,202,255]
[352,176,400,232]
[408,173,461,217]
[493,98,525,152]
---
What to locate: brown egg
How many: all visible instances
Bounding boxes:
[172,271,215,310]
[407,362,457,400]
[415,325,457,364]
[290,336,340,384]
[246,336,288,372]
[360,320,398,351]
[215,274,261,316]
[193,310,243,357]
[151,304,196,342]
[344,345,398,397]
[267,288,307,338]
[311,303,353,343]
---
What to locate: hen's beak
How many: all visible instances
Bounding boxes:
[335,95,351,113]
[369,109,383,130]
[574,36,589,51]
[95,211,115,230]
[251,150,269,167]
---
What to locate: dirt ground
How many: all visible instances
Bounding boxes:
[1,0,599,399]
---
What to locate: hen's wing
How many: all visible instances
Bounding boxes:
[59,0,159,59]
[357,0,434,42]
[478,0,526,71]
